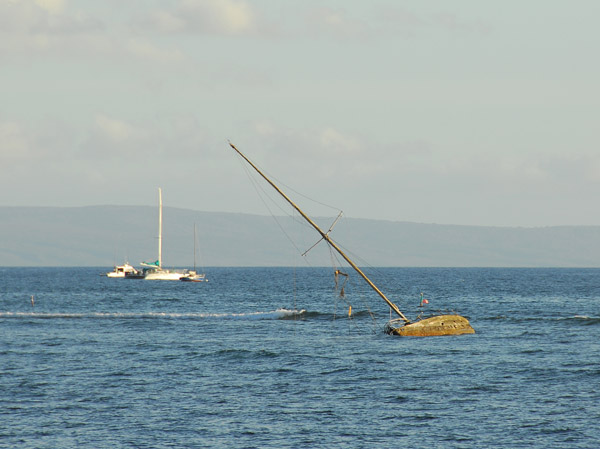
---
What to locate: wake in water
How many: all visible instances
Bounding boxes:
[0,308,306,321]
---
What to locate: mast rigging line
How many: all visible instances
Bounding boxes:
[235,153,306,256]
[234,148,345,261]
[232,145,341,218]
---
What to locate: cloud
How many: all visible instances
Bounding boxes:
[136,0,263,36]
[304,7,371,39]
[0,121,31,163]
[125,38,185,64]
[0,0,185,64]
[35,0,66,14]
[0,118,79,169]
[243,120,600,208]
[83,113,216,164]
[541,152,600,186]
[303,5,491,41]
[318,128,362,155]
[94,115,140,143]
[244,121,433,182]
[0,0,103,37]
[429,12,491,36]
[83,115,162,164]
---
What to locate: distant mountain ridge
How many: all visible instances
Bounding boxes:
[1,206,599,267]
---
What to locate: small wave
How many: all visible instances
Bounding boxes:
[228,308,306,321]
[482,314,600,324]
[555,315,600,326]
[571,315,600,325]
[0,308,306,321]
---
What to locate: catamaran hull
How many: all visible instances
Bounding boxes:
[144,271,186,280]
[180,277,205,282]
[385,315,475,337]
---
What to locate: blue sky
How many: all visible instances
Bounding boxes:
[1,0,599,226]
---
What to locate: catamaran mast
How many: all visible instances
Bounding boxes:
[229,142,410,323]
[158,187,163,268]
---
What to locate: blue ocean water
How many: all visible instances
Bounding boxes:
[1,267,599,448]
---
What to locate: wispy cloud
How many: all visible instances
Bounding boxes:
[0,118,77,168]
[34,0,66,14]
[0,121,31,163]
[245,121,434,181]
[303,5,491,40]
[94,115,140,144]
[0,0,184,63]
[134,0,267,36]
[0,0,103,41]
[303,7,371,39]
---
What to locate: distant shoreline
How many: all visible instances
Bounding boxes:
[2,206,600,267]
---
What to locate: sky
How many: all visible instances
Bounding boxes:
[1,0,599,227]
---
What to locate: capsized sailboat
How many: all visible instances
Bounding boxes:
[228,142,474,337]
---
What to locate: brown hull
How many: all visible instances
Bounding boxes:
[386,315,475,337]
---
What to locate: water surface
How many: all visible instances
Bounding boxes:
[1,267,599,448]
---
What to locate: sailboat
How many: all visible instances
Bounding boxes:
[141,188,187,281]
[228,142,475,337]
[180,224,206,282]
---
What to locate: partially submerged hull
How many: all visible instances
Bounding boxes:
[228,143,475,338]
[385,315,475,337]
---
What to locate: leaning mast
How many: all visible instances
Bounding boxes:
[228,142,410,323]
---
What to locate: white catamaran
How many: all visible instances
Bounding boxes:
[228,142,475,337]
[140,188,188,281]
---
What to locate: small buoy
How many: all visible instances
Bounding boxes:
[31,295,35,307]
[348,305,352,317]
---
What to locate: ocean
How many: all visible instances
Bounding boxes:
[1,267,599,448]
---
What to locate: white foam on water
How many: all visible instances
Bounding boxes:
[0,308,306,320]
